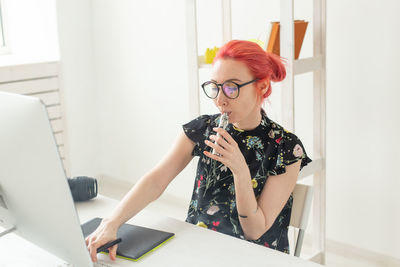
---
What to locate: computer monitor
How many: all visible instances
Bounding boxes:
[0,92,94,266]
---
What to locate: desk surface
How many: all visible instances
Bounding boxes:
[0,195,322,267]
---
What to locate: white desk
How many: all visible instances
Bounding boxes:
[0,195,322,267]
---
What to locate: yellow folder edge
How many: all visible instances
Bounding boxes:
[100,235,175,262]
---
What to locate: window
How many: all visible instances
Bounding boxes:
[0,0,9,54]
[0,2,4,46]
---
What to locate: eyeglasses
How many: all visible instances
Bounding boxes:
[201,79,258,99]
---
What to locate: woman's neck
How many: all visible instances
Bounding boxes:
[233,109,262,131]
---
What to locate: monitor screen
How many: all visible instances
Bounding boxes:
[0,92,93,266]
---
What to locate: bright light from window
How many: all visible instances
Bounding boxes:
[0,2,5,47]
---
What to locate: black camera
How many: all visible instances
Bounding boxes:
[67,176,98,201]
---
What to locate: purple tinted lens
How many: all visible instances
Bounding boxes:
[223,83,238,98]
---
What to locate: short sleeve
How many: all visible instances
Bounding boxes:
[182,115,213,157]
[271,131,312,176]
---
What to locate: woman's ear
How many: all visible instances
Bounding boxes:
[256,79,270,105]
[258,79,270,95]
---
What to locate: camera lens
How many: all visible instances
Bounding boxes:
[67,176,98,201]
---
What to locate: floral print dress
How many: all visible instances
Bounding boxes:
[182,109,312,254]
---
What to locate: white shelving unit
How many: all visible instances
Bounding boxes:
[185,0,326,264]
[280,0,326,264]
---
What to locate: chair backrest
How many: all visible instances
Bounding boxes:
[290,183,313,257]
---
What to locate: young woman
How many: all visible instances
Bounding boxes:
[86,40,311,262]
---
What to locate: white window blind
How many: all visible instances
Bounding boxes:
[0,62,67,170]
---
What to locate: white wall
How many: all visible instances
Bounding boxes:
[91,0,194,201]
[56,0,98,176]
[326,0,400,258]
[54,0,400,260]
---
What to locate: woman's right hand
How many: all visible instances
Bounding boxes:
[85,218,119,262]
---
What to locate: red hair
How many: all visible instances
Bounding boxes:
[213,40,286,102]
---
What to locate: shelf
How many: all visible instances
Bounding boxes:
[197,55,211,69]
[294,55,324,75]
[298,158,324,180]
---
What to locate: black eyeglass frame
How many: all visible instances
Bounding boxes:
[201,78,259,100]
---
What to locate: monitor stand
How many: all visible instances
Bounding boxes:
[0,187,16,238]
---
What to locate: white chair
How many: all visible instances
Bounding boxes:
[290,183,314,257]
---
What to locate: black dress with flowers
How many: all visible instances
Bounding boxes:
[182,109,312,253]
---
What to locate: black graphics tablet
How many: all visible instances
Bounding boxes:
[81,217,174,261]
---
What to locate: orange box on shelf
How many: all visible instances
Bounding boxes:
[266,20,308,60]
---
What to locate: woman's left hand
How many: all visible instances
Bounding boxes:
[204,127,248,176]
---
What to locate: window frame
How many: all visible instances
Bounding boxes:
[0,0,11,55]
